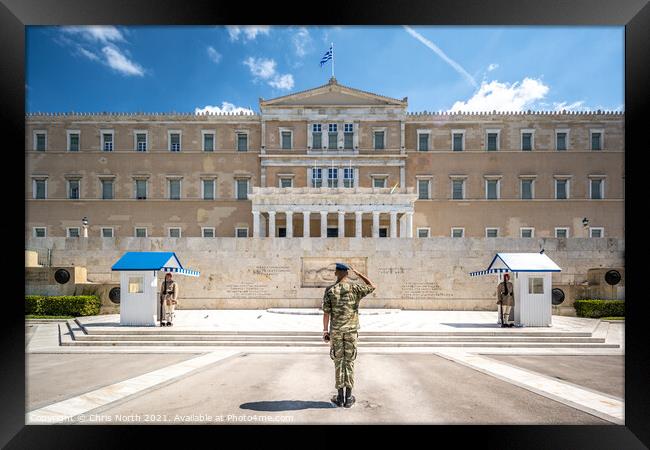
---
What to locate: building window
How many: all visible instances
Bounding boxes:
[67,131,80,151]
[67,179,80,199]
[101,179,114,199]
[486,179,500,200]
[417,132,430,151]
[521,179,534,199]
[374,131,385,150]
[328,124,338,149]
[33,179,47,199]
[277,227,287,238]
[135,179,147,200]
[528,277,544,294]
[556,130,568,151]
[135,132,148,152]
[343,168,354,188]
[590,130,603,150]
[169,179,181,200]
[135,227,147,237]
[451,228,464,238]
[590,178,604,199]
[202,179,215,200]
[486,228,499,238]
[520,228,534,238]
[101,131,114,151]
[34,132,47,151]
[312,124,322,149]
[169,132,181,152]
[521,131,533,151]
[486,131,499,151]
[452,179,465,200]
[373,177,387,188]
[344,123,354,149]
[312,168,323,187]
[67,227,80,238]
[202,227,215,238]
[235,227,249,237]
[101,227,114,238]
[281,130,292,149]
[236,179,249,200]
[168,227,181,238]
[128,276,144,294]
[417,228,430,238]
[327,168,338,188]
[590,227,604,238]
[452,132,464,151]
[555,178,569,199]
[555,227,569,238]
[203,132,214,152]
[279,177,293,188]
[33,227,47,238]
[237,133,248,151]
[417,179,431,200]
[327,227,339,238]
[379,227,388,238]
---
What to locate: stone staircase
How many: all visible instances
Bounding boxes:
[60,319,619,348]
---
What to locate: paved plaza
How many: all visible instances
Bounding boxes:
[25,310,625,425]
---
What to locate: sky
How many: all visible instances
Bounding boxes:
[25,25,624,114]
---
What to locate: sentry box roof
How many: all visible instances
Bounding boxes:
[469,252,561,277]
[111,252,200,277]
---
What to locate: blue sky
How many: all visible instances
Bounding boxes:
[25,25,624,114]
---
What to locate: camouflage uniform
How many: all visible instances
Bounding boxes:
[160,279,178,323]
[322,280,375,390]
[497,280,514,325]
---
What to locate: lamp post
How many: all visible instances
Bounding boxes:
[82,216,89,238]
[582,217,589,237]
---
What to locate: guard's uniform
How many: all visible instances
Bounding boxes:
[160,279,178,324]
[322,280,375,390]
[497,280,514,325]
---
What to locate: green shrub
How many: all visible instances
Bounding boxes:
[25,295,100,317]
[574,299,625,318]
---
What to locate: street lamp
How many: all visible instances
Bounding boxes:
[82,216,89,238]
[582,217,589,228]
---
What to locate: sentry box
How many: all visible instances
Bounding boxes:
[469,252,562,327]
[111,252,200,326]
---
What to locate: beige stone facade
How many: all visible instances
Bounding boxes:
[26,78,624,240]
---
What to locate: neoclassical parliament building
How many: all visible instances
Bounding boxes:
[26,77,624,240]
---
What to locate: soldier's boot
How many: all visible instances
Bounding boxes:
[331,388,344,407]
[344,387,355,408]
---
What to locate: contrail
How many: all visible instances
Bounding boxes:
[403,26,478,88]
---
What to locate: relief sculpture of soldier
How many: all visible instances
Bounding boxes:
[322,263,376,408]
[160,273,178,327]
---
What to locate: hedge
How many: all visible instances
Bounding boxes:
[574,299,625,318]
[25,295,100,317]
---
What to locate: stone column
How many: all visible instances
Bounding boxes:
[400,166,405,192]
[390,211,398,238]
[252,211,261,237]
[399,212,406,238]
[406,211,413,238]
[268,211,276,238]
[303,211,310,237]
[355,211,363,238]
[372,211,380,238]
[338,211,345,237]
[285,211,293,238]
[320,211,328,237]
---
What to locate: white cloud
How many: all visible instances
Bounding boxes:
[102,45,145,76]
[226,26,270,42]
[269,74,294,90]
[404,25,477,88]
[552,100,586,111]
[207,46,222,63]
[487,63,499,72]
[292,27,312,57]
[194,101,255,115]
[243,57,277,79]
[62,26,125,44]
[450,78,549,112]
[77,46,100,61]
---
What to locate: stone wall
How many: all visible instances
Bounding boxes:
[24,237,624,310]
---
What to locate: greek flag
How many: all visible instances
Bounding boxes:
[320,46,332,67]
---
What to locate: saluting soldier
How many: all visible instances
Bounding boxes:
[322,263,376,408]
[160,273,179,327]
[497,273,515,328]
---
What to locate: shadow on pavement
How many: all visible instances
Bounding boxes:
[240,400,336,411]
[440,323,500,328]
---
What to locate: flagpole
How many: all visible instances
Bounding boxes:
[331,42,334,78]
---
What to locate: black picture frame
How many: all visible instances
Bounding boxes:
[5,0,648,446]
